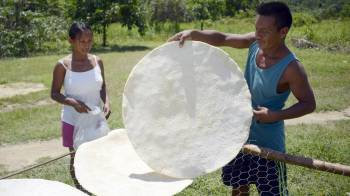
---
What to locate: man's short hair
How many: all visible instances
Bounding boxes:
[256,1,292,30]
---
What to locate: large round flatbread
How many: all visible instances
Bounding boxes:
[74,129,192,196]
[0,179,87,196]
[122,41,252,178]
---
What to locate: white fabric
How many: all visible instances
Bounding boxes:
[0,179,87,196]
[73,107,110,149]
[123,41,252,178]
[74,129,192,196]
[60,55,103,125]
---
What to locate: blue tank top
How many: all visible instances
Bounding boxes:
[244,41,297,152]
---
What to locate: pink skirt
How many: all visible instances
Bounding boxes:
[62,121,74,148]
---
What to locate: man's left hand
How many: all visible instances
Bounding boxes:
[253,106,277,123]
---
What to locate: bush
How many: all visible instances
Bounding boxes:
[0,14,68,57]
[293,12,318,27]
[340,4,350,18]
[0,2,69,58]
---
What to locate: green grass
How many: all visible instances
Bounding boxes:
[1,40,350,142]
[290,19,350,48]
[284,120,350,195]
[1,45,349,144]
[0,158,74,186]
[286,121,350,164]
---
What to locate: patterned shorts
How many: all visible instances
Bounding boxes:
[222,152,288,196]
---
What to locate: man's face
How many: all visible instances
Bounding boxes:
[255,15,287,50]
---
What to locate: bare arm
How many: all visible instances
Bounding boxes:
[97,57,111,119]
[277,61,316,120]
[253,61,316,122]
[50,62,90,113]
[168,30,256,48]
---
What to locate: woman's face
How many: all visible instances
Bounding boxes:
[70,30,93,55]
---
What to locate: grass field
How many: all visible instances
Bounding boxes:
[1,42,349,144]
[0,17,349,195]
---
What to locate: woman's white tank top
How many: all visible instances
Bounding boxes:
[59,55,103,125]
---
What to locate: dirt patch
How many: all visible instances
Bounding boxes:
[285,107,350,126]
[0,82,46,99]
[0,138,67,172]
[0,99,56,113]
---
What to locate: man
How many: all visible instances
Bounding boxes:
[168,1,315,195]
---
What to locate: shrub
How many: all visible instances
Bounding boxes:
[0,4,69,57]
[293,12,318,27]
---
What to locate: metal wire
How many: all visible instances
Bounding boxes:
[0,151,75,180]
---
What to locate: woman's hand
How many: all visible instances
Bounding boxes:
[103,103,111,119]
[67,98,91,113]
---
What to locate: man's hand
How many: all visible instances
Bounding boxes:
[167,30,192,47]
[253,106,277,123]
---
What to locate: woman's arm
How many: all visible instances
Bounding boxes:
[50,62,90,113]
[97,57,111,119]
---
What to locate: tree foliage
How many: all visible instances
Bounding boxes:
[72,0,146,46]
[119,0,147,35]
[0,0,349,57]
[147,0,188,32]
[0,0,67,57]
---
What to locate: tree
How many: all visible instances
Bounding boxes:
[119,0,147,36]
[74,0,146,46]
[207,0,225,21]
[190,0,210,30]
[74,0,119,46]
[149,0,187,33]
[0,0,67,57]
[224,0,258,17]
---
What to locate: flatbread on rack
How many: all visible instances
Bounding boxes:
[0,179,87,196]
[74,129,192,196]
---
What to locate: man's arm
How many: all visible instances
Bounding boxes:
[168,30,256,49]
[253,61,316,122]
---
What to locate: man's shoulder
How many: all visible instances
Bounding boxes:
[286,56,303,70]
[284,59,307,82]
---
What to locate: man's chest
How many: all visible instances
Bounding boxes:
[255,53,289,93]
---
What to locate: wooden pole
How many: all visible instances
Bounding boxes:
[242,144,350,177]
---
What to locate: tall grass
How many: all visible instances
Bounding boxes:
[95,17,350,50]
[290,19,350,48]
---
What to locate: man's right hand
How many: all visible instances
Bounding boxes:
[167,30,193,47]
